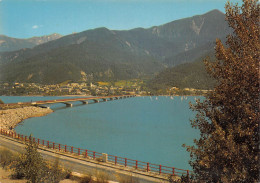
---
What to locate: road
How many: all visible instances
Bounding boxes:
[0,134,172,183]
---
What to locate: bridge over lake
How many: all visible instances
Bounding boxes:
[2,95,135,108]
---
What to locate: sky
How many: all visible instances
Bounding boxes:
[0,0,242,38]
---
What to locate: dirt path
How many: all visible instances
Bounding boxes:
[0,167,27,183]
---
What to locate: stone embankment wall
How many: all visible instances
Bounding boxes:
[0,106,53,131]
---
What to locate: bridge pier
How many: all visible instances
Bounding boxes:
[81,101,88,104]
[63,102,73,107]
[102,98,107,102]
[36,105,50,109]
[93,99,99,103]
[102,153,108,163]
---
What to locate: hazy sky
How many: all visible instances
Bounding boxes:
[0,0,242,38]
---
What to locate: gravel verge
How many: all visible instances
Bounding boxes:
[0,106,53,131]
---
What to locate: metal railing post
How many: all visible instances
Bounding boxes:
[125,158,127,167]
[136,160,138,169]
[85,150,88,158]
[115,156,117,165]
[159,165,162,174]
[172,168,175,176]
[147,163,150,172]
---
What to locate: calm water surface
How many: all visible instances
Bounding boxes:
[1,96,200,170]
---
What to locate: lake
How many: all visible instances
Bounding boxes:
[1,96,200,170]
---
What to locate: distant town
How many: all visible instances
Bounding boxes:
[0,81,210,96]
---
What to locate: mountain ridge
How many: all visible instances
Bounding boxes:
[0,9,230,84]
[0,33,62,52]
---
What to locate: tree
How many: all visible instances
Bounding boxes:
[12,137,67,182]
[13,136,47,183]
[185,0,259,182]
[24,136,48,183]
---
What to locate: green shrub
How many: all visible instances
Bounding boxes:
[11,137,71,182]
[0,148,17,169]
[45,158,65,183]
[10,154,26,179]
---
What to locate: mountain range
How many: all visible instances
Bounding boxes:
[0,9,231,85]
[0,33,62,52]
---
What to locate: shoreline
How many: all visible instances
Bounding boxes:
[0,106,53,132]
[0,94,202,132]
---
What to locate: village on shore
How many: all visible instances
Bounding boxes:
[0,81,210,96]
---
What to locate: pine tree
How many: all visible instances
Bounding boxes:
[185,0,259,182]
[12,136,67,182]
[24,136,47,183]
[12,136,47,183]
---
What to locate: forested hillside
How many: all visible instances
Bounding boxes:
[0,9,230,84]
[147,52,216,91]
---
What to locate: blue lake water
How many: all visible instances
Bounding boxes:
[1,96,200,170]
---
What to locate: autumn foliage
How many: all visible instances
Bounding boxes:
[185,0,259,182]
